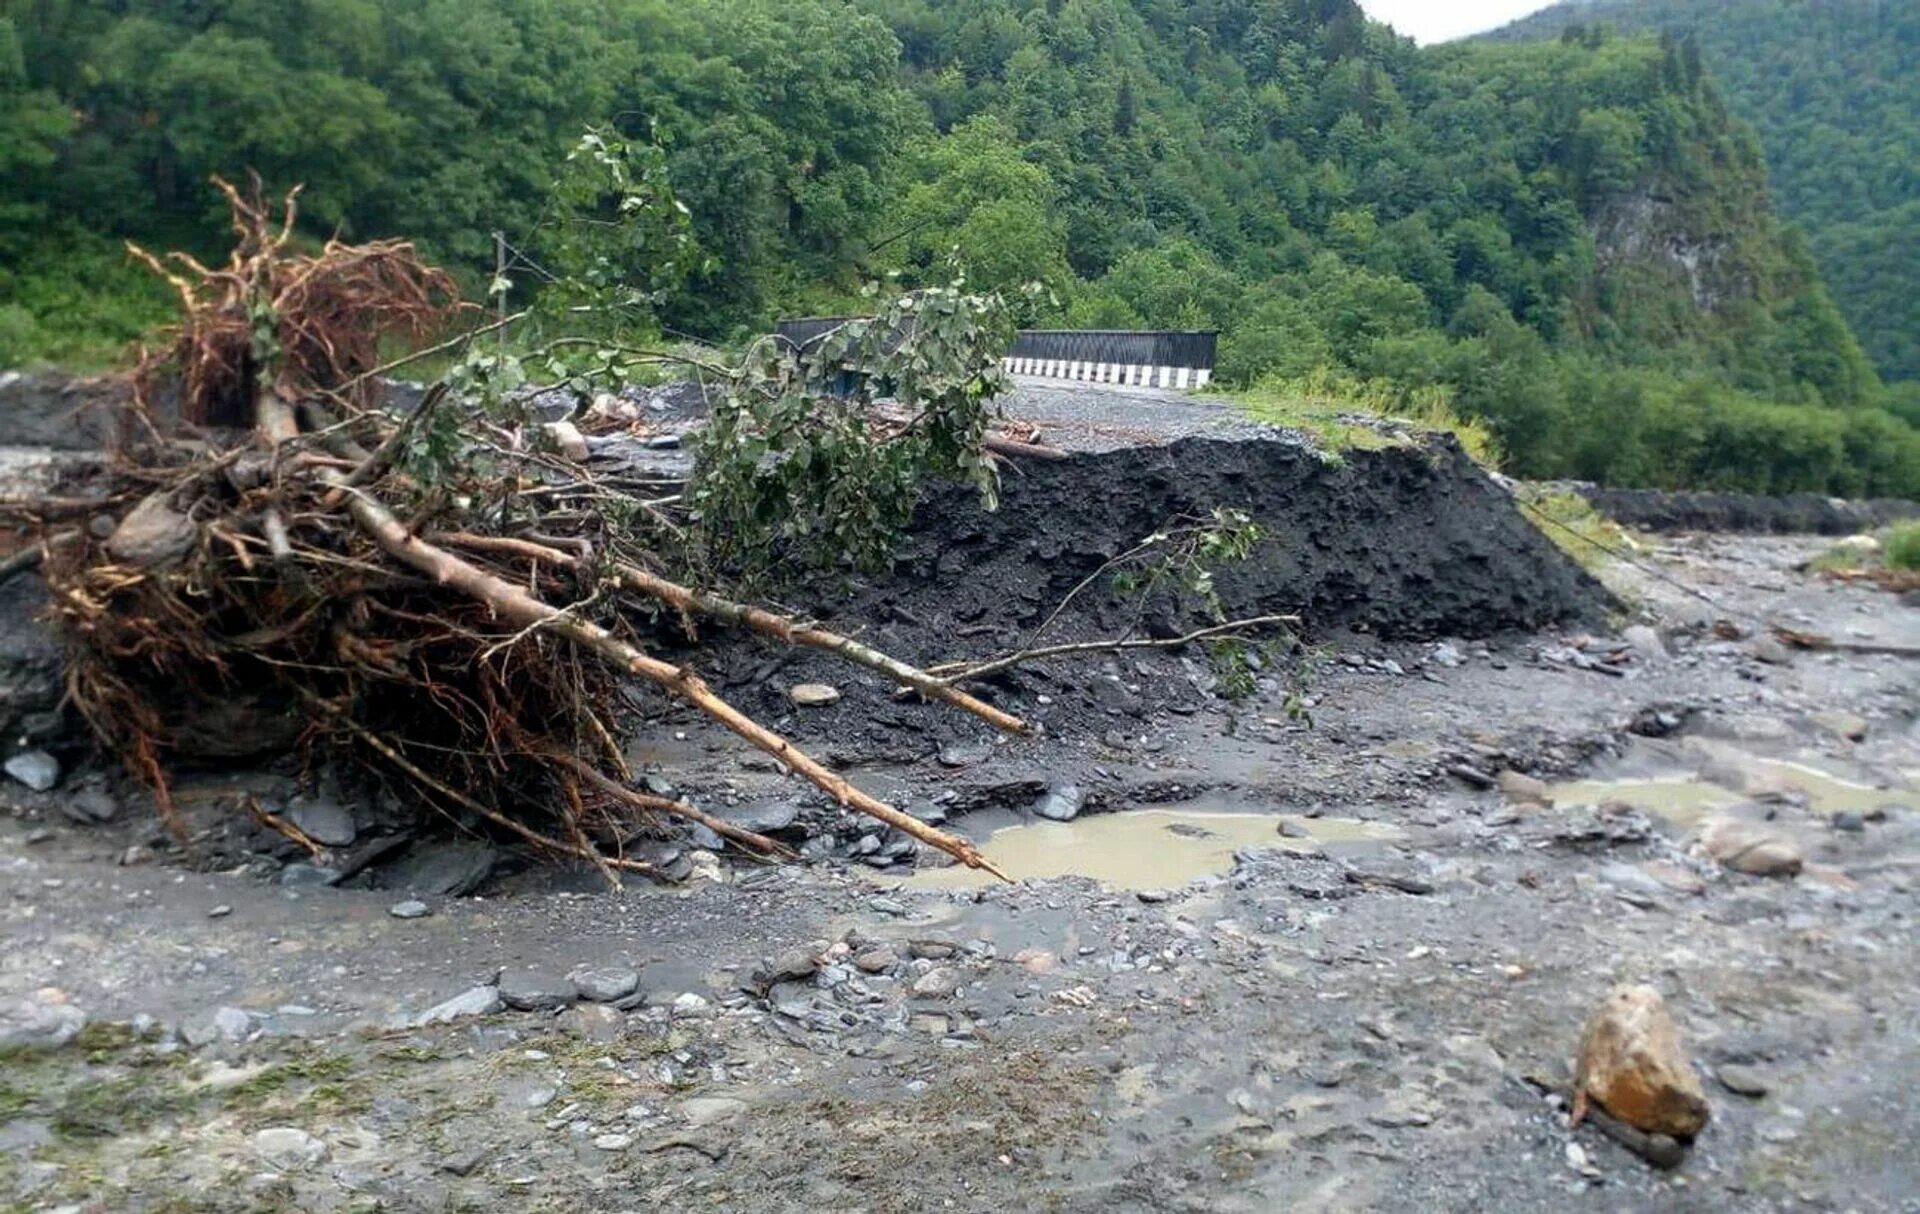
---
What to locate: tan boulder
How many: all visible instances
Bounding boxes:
[1700,817,1803,877]
[1574,984,1711,1139]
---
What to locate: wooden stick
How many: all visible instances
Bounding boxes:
[430,530,1029,735]
[332,484,1007,877]
[556,755,798,860]
[308,692,660,885]
[928,614,1300,685]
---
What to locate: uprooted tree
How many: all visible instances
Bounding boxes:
[1,155,1044,881]
[2,133,1290,886]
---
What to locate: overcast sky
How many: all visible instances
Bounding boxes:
[1356,1,1559,44]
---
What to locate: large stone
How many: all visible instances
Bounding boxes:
[287,796,357,848]
[252,1127,328,1171]
[717,800,801,835]
[0,995,86,1052]
[1574,985,1710,1140]
[406,985,503,1027]
[1034,782,1084,822]
[1621,624,1668,664]
[3,750,59,792]
[559,1003,624,1043]
[499,970,574,1011]
[542,420,591,461]
[107,492,196,568]
[380,841,498,897]
[1700,817,1803,877]
[788,683,841,708]
[569,965,640,1003]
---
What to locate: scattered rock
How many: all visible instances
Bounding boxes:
[107,492,196,568]
[1830,811,1866,833]
[910,968,961,999]
[0,994,86,1052]
[499,970,574,1011]
[278,862,343,888]
[1750,635,1792,666]
[389,899,431,920]
[1574,984,1710,1140]
[1034,782,1084,822]
[592,1132,633,1151]
[1013,947,1057,975]
[1136,889,1171,904]
[251,1127,327,1171]
[3,750,59,793]
[788,682,841,708]
[744,946,821,997]
[1495,769,1552,808]
[719,801,801,835]
[212,1006,254,1042]
[852,946,898,975]
[208,904,233,919]
[62,785,117,822]
[570,966,640,1003]
[680,1096,747,1127]
[1639,861,1705,897]
[408,985,502,1027]
[439,1149,486,1177]
[1715,1064,1770,1098]
[1622,624,1668,663]
[1700,818,1804,877]
[937,740,991,768]
[1811,711,1868,743]
[380,841,497,897]
[286,796,356,848]
[538,419,591,462]
[670,992,712,1019]
[560,1003,624,1043]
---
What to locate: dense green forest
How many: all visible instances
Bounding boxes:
[3,0,1918,497]
[1490,0,1920,387]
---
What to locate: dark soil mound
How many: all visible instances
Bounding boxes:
[818,432,1607,652]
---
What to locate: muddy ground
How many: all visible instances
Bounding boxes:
[3,525,1916,1211]
[2,376,1918,1212]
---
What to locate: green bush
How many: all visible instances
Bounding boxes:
[0,304,39,369]
[1886,523,1920,572]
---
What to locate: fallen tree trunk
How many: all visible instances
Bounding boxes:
[332,477,1007,877]
[429,530,1029,734]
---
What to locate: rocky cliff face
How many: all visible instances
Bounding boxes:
[1590,191,1752,314]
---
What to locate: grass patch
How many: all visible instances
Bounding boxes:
[1232,370,1501,468]
[1887,521,1920,571]
[1513,489,1639,575]
[51,1071,193,1140]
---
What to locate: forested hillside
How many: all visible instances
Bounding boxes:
[3,0,1918,497]
[1490,0,1920,386]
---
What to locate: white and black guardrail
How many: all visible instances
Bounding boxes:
[1002,329,1217,389]
[773,320,1219,391]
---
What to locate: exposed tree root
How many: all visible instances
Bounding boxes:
[17,178,1041,887]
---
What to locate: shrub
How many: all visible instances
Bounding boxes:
[1886,522,1920,572]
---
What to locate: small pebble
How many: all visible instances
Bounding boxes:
[389,900,431,920]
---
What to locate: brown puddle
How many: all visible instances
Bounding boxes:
[1550,758,1911,828]
[898,809,1399,891]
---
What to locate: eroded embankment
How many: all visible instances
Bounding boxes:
[1570,482,1920,535]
